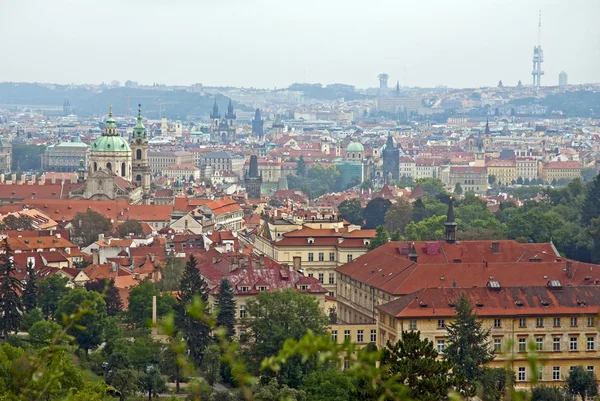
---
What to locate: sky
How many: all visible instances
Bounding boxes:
[1,0,599,89]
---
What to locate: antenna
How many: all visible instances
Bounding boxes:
[538,10,542,46]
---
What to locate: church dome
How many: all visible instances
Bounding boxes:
[347,140,364,153]
[90,135,131,152]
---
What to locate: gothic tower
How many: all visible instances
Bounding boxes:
[245,155,262,200]
[225,99,236,128]
[382,134,400,181]
[131,104,151,204]
[252,109,264,138]
[210,99,220,131]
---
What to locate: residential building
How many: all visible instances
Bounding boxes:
[446,166,487,194]
[162,164,201,181]
[0,138,11,174]
[148,151,195,175]
[201,151,245,178]
[486,159,517,185]
[540,161,583,184]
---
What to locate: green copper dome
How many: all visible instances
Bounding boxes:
[104,105,117,129]
[133,104,147,138]
[347,140,364,153]
[90,135,131,152]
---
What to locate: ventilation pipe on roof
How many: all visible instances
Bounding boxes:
[408,242,418,263]
[566,260,574,278]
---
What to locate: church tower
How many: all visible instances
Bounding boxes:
[210,99,220,131]
[382,134,400,181]
[131,104,151,204]
[245,155,262,199]
[225,99,236,128]
[252,109,264,138]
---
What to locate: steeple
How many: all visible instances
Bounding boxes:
[484,118,490,135]
[210,99,220,119]
[103,104,118,136]
[133,104,146,138]
[252,108,264,138]
[408,242,418,262]
[444,197,457,244]
[395,80,400,95]
[385,134,395,151]
[225,99,236,120]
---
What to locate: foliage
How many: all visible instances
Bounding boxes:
[567,365,598,401]
[381,330,458,401]
[369,225,390,251]
[454,182,463,195]
[363,198,392,229]
[20,308,44,331]
[411,198,428,223]
[28,320,63,347]
[395,176,414,188]
[137,367,168,401]
[215,277,237,340]
[115,219,145,238]
[252,378,307,401]
[337,199,363,226]
[384,198,413,233]
[37,275,70,320]
[531,386,572,401]
[415,178,446,198]
[23,260,37,312]
[444,293,493,396]
[582,174,600,224]
[71,210,113,247]
[299,367,355,401]
[0,214,34,231]
[11,143,45,171]
[85,278,123,316]
[127,281,177,327]
[404,215,446,241]
[110,368,139,401]
[296,155,306,178]
[202,343,221,385]
[287,164,341,199]
[0,239,23,339]
[156,255,186,291]
[361,179,375,191]
[479,367,515,401]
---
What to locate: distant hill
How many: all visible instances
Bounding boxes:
[509,90,600,118]
[0,83,250,119]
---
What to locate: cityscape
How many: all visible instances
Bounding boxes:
[1,1,600,401]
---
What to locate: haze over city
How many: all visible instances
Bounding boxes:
[2,0,599,88]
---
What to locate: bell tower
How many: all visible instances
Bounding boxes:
[131,104,151,204]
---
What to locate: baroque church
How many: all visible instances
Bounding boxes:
[69,105,151,204]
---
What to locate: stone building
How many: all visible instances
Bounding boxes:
[0,138,11,174]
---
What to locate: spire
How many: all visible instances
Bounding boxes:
[444,197,457,244]
[133,104,146,138]
[408,242,418,262]
[103,103,117,135]
[225,99,236,119]
[484,118,490,134]
[210,99,220,119]
[385,134,395,151]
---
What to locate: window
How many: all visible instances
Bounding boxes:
[553,337,561,351]
[258,286,267,292]
[536,337,543,351]
[308,273,314,278]
[347,254,353,262]
[331,330,337,342]
[588,337,595,351]
[494,318,502,328]
[328,291,335,297]
[308,253,314,262]
[538,366,543,381]
[552,366,560,381]
[318,273,324,283]
[437,340,445,354]
[518,338,527,352]
[494,338,502,353]
[588,366,595,373]
[518,367,526,382]
[318,252,324,262]
[409,320,417,329]
[536,318,544,328]
[344,330,351,340]
[588,317,595,327]
[239,305,246,318]
[570,317,578,327]
[554,317,561,327]
[328,273,335,284]
[519,318,527,328]
[570,337,578,351]
[370,329,377,342]
[437,320,445,329]
[343,357,350,370]
[357,330,364,343]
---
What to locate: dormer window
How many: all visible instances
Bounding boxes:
[258,286,267,292]
[307,237,314,244]
[299,285,308,291]
[239,286,249,292]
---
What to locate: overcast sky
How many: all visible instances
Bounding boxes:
[1,0,599,89]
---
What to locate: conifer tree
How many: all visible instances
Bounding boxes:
[444,293,493,396]
[582,173,600,224]
[215,278,236,340]
[22,260,37,312]
[0,239,23,338]
[176,254,210,366]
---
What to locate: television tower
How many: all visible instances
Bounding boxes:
[531,11,544,87]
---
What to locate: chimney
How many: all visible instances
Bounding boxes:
[566,260,574,278]
[408,242,418,263]
[51,175,56,184]
[491,242,500,254]
[111,261,117,272]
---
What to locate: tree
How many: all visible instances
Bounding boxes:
[479,367,515,401]
[363,198,392,229]
[0,239,23,339]
[567,365,598,401]
[22,260,37,313]
[300,367,354,401]
[531,386,570,401]
[110,369,139,401]
[28,320,62,347]
[444,293,493,396]
[380,330,458,401]
[71,210,113,247]
[37,275,70,320]
[384,198,413,233]
[415,178,445,197]
[411,198,428,223]
[137,367,168,401]
[252,378,307,401]
[454,182,463,195]
[156,255,186,291]
[215,277,236,339]
[176,254,210,366]
[0,214,34,231]
[202,343,221,386]
[516,176,524,185]
[85,278,123,316]
[404,215,447,241]
[582,173,600,224]
[337,199,363,226]
[161,337,185,393]
[360,179,374,191]
[115,219,144,238]
[56,288,108,353]
[127,281,176,327]
[296,155,306,178]
[369,225,390,251]
[396,175,414,188]
[20,308,44,331]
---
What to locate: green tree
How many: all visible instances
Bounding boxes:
[202,343,221,385]
[1,214,34,231]
[582,174,600,224]
[396,175,414,188]
[384,197,413,233]
[252,378,307,401]
[176,254,210,366]
[567,365,598,401]
[110,369,139,401]
[125,336,162,372]
[161,337,185,393]
[488,175,496,185]
[454,182,463,195]
[415,178,445,197]
[369,225,390,251]
[297,155,307,178]
[71,210,113,247]
[444,293,493,396]
[115,219,144,238]
[28,320,62,347]
[156,255,186,291]
[11,143,45,171]
[56,288,108,353]
[85,278,123,316]
[0,239,23,339]
[20,308,44,331]
[337,199,363,226]
[404,215,447,241]
[531,386,570,401]
[381,330,458,401]
[411,198,428,223]
[37,275,70,320]
[300,367,354,401]
[127,281,176,327]
[360,179,374,191]
[479,367,515,401]
[137,367,168,401]
[516,176,524,185]
[363,197,392,229]
[215,277,236,339]
[22,260,37,313]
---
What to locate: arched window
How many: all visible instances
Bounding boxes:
[106,162,112,171]
[121,163,126,177]
[93,162,97,172]
[136,149,142,160]
[136,174,142,182]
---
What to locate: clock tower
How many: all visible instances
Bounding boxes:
[131,104,151,204]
